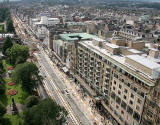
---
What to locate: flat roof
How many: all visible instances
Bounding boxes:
[80,40,156,85]
[66,22,85,26]
[128,49,142,54]
[93,37,105,42]
[105,42,119,49]
[59,33,97,42]
[126,55,160,70]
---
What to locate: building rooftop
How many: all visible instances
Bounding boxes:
[59,33,97,42]
[80,40,160,83]
[105,42,119,49]
[66,22,85,26]
[126,55,160,70]
[128,49,142,54]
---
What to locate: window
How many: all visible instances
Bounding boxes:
[121,101,127,110]
[134,87,137,92]
[125,122,129,125]
[136,105,140,111]
[123,95,127,100]
[130,100,133,105]
[121,79,124,83]
[121,110,124,115]
[137,99,142,104]
[127,106,133,115]
[124,89,128,93]
[133,122,137,125]
[110,106,114,111]
[131,93,134,99]
[111,92,116,100]
[116,105,119,109]
[133,111,140,122]
[114,111,118,116]
[119,116,124,122]
[113,86,116,90]
[114,73,118,79]
[119,84,122,89]
[116,96,121,104]
[114,80,116,85]
[118,90,121,95]
[141,92,145,98]
[127,83,131,87]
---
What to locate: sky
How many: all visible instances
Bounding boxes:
[0,0,159,2]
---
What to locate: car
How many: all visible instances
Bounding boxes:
[61,90,65,94]
[65,89,69,95]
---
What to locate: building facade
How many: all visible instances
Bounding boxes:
[70,37,160,125]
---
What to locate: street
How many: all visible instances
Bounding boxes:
[11,13,104,125]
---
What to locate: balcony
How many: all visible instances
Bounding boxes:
[105,77,110,80]
[96,75,100,78]
[84,68,88,71]
[90,63,94,67]
[79,55,82,59]
[97,64,101,68]
[79,50,83,54]
[97,69,100,72]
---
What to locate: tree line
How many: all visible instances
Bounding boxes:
[0,8,14,33]
[0,37,68,125]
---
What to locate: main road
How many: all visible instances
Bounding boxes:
[11,13,98,125]
[35,48,93,125]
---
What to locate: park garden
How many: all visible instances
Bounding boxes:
[0,36,68,125]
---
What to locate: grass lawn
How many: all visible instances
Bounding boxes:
[3,112,24,125]
[0,60,30,125]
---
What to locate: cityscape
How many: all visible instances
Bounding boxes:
[0,0,160,125]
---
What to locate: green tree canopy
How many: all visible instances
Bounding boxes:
[2,37,13,55]
[0,84,5,95]
[0,8,9,22]
[6,44,29,65]
[6,16,14,33]
[11,62,39,93]
[24,99,68,125]
[25,96,39,108]
[0,101,6,121]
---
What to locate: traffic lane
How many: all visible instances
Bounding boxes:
[38,84,48,99]
[38,52,92,125]
[67,95,92,125]
[39,67,62,105]
[39,59,76,125]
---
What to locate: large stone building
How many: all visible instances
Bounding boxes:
[52,33,97,68]
[70,37,160,125]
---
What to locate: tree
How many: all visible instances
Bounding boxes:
[25,96,39,108]
[11,62,39,93]
[0,84,5,95]
[6,16,14,33]
[0,101,6,121]
[2,37,13,55]
[6,44,29,65]
[24,99,68,125]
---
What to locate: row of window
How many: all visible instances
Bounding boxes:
[113,75,145,98]
[111,92,141,122]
